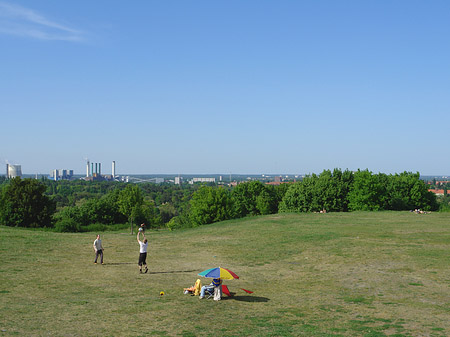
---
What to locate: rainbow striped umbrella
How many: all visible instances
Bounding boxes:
[198,267,239,280]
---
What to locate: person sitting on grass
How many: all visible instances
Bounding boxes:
[199,278,221,299]
[184,279,202,296]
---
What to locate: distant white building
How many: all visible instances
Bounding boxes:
[50,169,74,181]
[189,177,216,184]
[6,164,22,178]
[175,176,183,185]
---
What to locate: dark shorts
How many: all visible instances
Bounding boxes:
[138,252,147,266]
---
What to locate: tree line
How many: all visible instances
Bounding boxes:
[0,169,440,231]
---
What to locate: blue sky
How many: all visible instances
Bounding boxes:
[1,1,450,175]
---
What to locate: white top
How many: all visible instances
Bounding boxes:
[139,241,148,253]
[93,239,102,251]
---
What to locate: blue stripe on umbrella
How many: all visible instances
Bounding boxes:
[198,268,220,278]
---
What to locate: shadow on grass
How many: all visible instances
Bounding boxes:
[148,269,197,275]
[222,295,270,302]
[100,265,197,274]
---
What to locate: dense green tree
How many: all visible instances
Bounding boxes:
[232,181,277,217]
[324,168,353,212]
[348,170,437,211]
[54,205,82,228]
[348,169,386,211]
[99,189,128,224]
[45,180,197,230]
[385,172,437,211]
[280,169,437,213]
[279,175,318,213]
[280,171,326,213]
[159,202,178,224]
[271,183,291,208]
[131,199,160,229]
[280,169,352,213]
[189,186,234,226]
[118,185,144,232]
[255,189,277,215]
[54,189,132,231]
[0,177,56,228]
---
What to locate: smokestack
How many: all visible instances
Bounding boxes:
[86,160,90,177]
[91,163,94,177]
[112,161,116,178]
[99,163,101,175]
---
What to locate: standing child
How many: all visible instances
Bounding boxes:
[137,231,148,274]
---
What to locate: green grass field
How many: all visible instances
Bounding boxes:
[1,212,449,336]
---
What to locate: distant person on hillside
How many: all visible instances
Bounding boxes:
[137,231,148,274]
[93,234,104,264]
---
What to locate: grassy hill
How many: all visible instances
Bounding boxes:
[0,212,449,336]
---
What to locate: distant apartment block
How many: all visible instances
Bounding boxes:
[50,169,74,181]
[189,177,216,184]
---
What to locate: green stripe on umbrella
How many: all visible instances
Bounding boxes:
[198,267,239,280]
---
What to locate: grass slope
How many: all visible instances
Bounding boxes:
[0,212,449,336]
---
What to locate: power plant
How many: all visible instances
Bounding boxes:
[84,159,118,181]
[2,159,162,184]
[6,164,22,178]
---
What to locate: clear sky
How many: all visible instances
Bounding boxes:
[1,1,450,176]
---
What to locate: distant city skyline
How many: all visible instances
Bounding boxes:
[6,161,450,179]
[1,1,450,175]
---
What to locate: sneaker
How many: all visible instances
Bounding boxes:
[94,262,97,264]
[199,296,204,299]
[144,268,148,273]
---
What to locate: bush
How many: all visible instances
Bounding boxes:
[81,223,130,232]
[55,218,80,232]
[438,197,450,212]
[166,215,191,231]
[82,223,108,232]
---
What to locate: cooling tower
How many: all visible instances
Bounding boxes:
[7,164,22,178]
